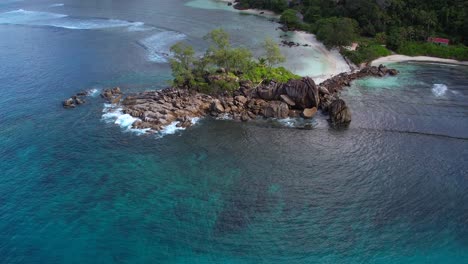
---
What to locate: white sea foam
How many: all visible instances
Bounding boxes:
[127,22,153,32]
[277,118,296,128]
[159,122,185,135]
[87,88,100,97]
[216,114,232,120]
[432,84,448,97]
[45,17,145,30]
[159,117,200,136]
[139,31,186,62]
[49,3,64,8]
[101,105,149,135]
[102,104,199,137]
[115,114,139,129]
[0,9,67,24]
[0,9,148,30]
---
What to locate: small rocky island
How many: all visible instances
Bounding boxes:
[63,29,398,134]
[95,65,397,132]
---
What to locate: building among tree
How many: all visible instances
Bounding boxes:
[428,37,449,46]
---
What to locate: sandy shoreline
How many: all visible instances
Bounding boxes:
[372,55,468,66]
[187,0,350,81]
[288,31,350,82]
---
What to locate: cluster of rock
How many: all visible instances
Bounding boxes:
[317,64,398,126]
[121,89,213,131]
[109,65,397,133]
[63,88,121,109]
[320,64,398,94]
[100,87,123,104]
[280,40,310,48]
[62,90,92,108]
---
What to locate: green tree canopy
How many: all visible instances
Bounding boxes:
[262,37,286,67]
[315,17,359,47]
[280,9,301,29]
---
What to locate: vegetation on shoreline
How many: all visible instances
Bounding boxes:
[397,42,468,61]
[169,29,299,94]
[235,0,468,63]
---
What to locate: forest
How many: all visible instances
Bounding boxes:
[235,0,468,62]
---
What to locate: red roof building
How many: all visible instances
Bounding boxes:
[428,37,450,45]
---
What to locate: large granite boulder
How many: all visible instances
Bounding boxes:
[262,101,289,119]
[302,107,317,119]
[329,99,351,127]
[283,77,319,109]
[256,81,283,101]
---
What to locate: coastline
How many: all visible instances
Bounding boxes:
[371,55,468,66]
[290,31,350,82]
[213,1,468,72]
[187,0,350,80]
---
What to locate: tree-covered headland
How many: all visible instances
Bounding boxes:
[235,0,468,63]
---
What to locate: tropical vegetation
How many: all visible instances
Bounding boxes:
[169,29,299,94]
[235,0,468,62]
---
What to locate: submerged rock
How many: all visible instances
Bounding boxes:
[62,98,75,109]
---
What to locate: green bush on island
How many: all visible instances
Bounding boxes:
[169,29,299,94]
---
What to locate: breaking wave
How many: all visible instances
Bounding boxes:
[432,84,448,97]
[102,104,200,137]
[49,3,64,8]
[101,104,150,135]
[0,9,148,30]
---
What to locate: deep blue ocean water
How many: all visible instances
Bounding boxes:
[0,1,467,263]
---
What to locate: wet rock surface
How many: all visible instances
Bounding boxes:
[62,89,99,108]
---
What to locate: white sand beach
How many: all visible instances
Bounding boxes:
[372,55,468,66]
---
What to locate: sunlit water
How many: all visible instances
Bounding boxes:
[0,0,467,263]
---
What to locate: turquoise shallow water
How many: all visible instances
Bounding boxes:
[1,0,468,263]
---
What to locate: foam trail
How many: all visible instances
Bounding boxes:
[0,9,149,30]
[0,9,67,24]
[49,3,64,7]
[45,17,145,30]
[139,31,186,62]
[432,84,448,97]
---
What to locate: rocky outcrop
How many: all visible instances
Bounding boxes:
[254,77,320,109]
[120,65,397,132]
[262,101,289,119]
[62,89,96,108]
[329,99,351,127]
[122,88,213,131]
[101,87,122,104]
[65,65,397,132]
